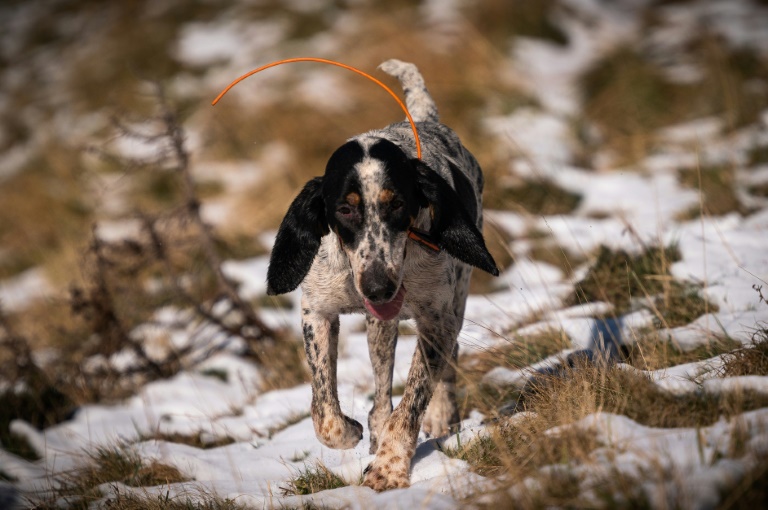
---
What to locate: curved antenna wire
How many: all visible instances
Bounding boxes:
[211,57,422,159]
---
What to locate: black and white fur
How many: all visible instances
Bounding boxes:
[266,59,498,491]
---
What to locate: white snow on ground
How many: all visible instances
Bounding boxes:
[4,0,768,508]
[0,268,52,313]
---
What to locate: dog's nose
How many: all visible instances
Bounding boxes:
[360,264,397,303]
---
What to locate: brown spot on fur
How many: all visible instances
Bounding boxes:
[379,189,394,203]
[346,192,361,206]
[391,456,401,463]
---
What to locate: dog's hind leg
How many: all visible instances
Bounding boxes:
[423,264,470,437]
[422,342,460,438]
[302,298,363,449]
[378,59,439,123]
[366,316,399,454]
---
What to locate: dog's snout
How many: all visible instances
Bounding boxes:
[360,263,397,303]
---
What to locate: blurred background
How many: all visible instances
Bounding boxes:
[1,0,767,399]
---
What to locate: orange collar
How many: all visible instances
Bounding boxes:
[407,227,440,253]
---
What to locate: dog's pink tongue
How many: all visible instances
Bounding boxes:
[364,285,406,321]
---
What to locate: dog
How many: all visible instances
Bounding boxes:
[266,59,498,491]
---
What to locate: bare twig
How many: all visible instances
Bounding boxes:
[152,83,276,341]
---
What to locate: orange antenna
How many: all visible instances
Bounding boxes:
[211,57,422,160]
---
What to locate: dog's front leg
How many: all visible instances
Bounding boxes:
[366,316,398,454]
[302,302,363,449]
[362,314,457,491]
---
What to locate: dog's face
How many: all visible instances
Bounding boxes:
[321,139,422,319]
[266,137,499,314]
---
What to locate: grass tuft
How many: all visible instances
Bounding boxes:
[650,280,717,328]
[280,462,348,496]
[451,357,768,507]
[32,445,190,509]
[458,329,570,417]
[79,446,188,488]
[568,244,682,314]
[527,240,583,278]
[677,164,749,218]
[721,329,768,377]
[76,488,251,510]
[623,331,739,371]
[484,177,582,216]
[517,359,768,429]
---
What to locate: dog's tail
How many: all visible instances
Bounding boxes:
[379,59,439,123]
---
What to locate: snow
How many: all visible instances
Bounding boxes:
[175,21,287,68]
[0,268,52,313]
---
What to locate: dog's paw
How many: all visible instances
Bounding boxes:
[362,457,410,492]
[361,432,414,491]
[315,414,363,450]
[422,383,459,438]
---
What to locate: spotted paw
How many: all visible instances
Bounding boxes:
[362,459,410,491]
[315,414,363,450]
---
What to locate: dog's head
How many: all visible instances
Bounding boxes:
[266,138,498,318]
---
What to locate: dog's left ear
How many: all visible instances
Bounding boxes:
[267,177,329,295]
[413,160,499,276]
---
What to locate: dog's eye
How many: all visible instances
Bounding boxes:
[390,200,404,212]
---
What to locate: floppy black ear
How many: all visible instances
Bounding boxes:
[413,160,499,276]
[267,177,329,295]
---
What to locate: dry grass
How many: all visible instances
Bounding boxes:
[28,445,191,509]
[280,462,349,496]
[78,446,188,488]
[258,337,311,392]
[457,329,571,418]
[569,243,681,310]
[33,487,251,510]
[582,46,697,164]
[566,243,718,325]
[95,492,252,510]
[719,458,768,510]
[527,239,584,278]
[677,164,750,218]
[582,29,768,164]
[449,356,768,507]
[721,329,768,377]
[484,177,582,216]
[623,330,740,371]
[0,142,93,282]
[461,0,568,50]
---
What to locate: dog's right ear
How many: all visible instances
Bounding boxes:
[267,177,328,295]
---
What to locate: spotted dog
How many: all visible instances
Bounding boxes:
[266,59,499,491]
